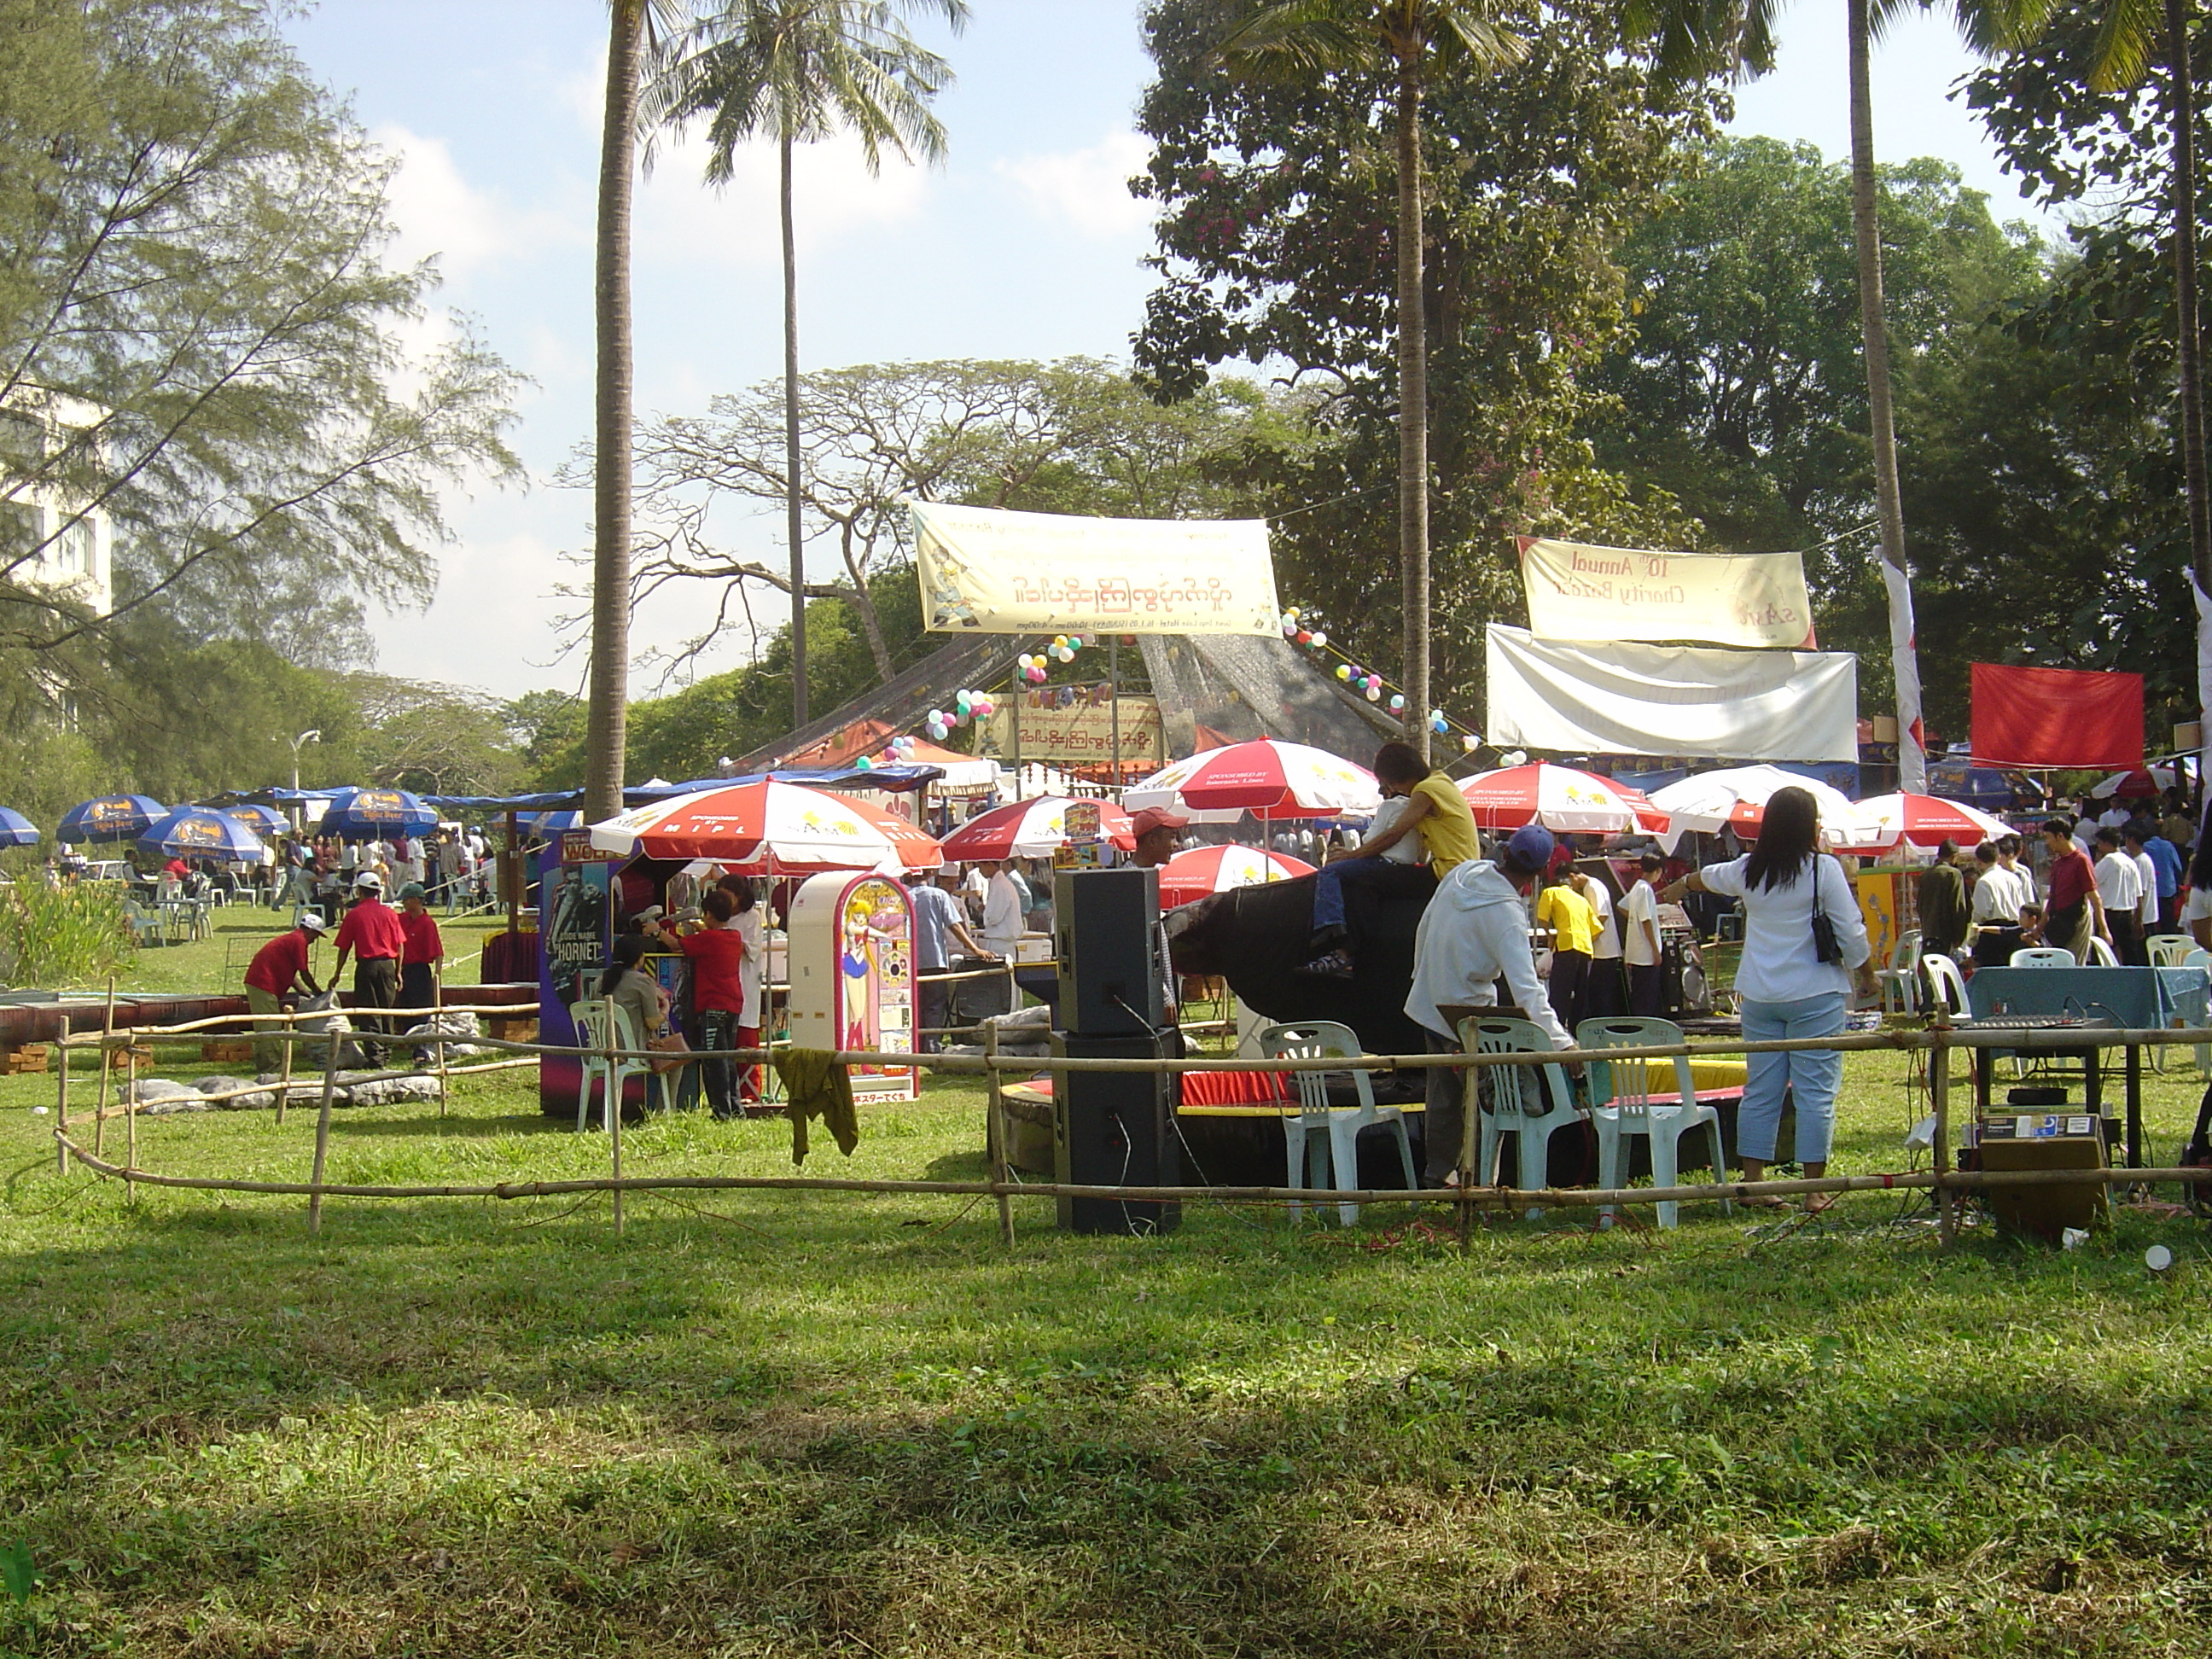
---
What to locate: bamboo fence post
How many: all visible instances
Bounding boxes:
[123,1016,137,1203]
[54,1019,69,1177]
[606,1010,625,1237]
[276,1004,294,1126]
[93,975,115,1159]
[1932,1024,1955,1246]
[1456,1045,1481,1254]
[986,1023,1014,1247]
[434,958,450,1115]
[306,1008,340,1236]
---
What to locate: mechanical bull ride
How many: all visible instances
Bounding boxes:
[1165,864,1604,1191]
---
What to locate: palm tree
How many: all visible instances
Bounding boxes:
[650,0,967,734]
[587,0,690,824]
[1215,2,1526,762]
[1642,3,2050,794]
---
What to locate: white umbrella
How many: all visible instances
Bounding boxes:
[2088,766,2175,800]
[1647,765,1879,853]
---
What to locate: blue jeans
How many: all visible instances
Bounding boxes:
[1310,855,1392,935]
[1738,992,1848,1164]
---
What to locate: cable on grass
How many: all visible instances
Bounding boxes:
[2,1155,99,1218]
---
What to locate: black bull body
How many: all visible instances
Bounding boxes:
[1166,865,1436,1057]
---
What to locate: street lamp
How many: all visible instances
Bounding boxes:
[288,728,323,795]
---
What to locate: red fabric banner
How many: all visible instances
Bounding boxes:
[1970,663,2143,769]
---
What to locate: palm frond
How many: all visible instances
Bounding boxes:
[2083,0,2159,92]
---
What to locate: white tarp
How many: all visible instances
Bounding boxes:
[1485,625,1859,762]
[1878,557,1929,793]
[1517,537,1816,649]
[912,501,1280,636]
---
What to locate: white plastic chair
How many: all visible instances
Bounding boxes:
[2181,947,2212,1074]
[1875,928,1923,1016]
[1576,1016,1730,1230]
[2011,946,2077,968]
[1458,1016,1582,1218]
[1260,1021,1417,1225]
[2149,935,2197,969]
[2084,934,2121,967]
[1919,954,1970,1019]
[569,998,655,1130]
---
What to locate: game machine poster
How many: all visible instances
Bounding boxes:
[787,871,917,1103]
[538,830,617,1117]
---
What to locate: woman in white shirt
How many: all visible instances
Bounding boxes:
[1664,787,1874,1210]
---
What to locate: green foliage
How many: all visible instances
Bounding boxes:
[0,879,134,987]
[1132,0,1723,702]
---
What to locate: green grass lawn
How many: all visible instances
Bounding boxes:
[2,1032,2210,1656]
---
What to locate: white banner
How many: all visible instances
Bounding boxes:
[1485,625,1859,762]
[912,502,1279,635]
[1877,558,1928,792]
[1517,537,1815,649]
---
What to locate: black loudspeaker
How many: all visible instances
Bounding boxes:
[1056,866,1160,1035]
[1052,1030,1180,1235]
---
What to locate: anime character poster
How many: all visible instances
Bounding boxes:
[838,877,916,1103]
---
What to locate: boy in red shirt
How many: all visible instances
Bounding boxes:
[395,882,445,1048]
[647,886,757,1118]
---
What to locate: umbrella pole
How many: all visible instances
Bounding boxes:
[1110,635,1121,787]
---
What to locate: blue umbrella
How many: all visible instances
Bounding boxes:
[57,795,169,843]
[137,807,266,864]
[320,787,439,841]
[223,804,290,837]
[0,807,38,847]
[523,809,584,834]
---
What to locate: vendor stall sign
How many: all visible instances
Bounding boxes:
[1517,538,1816,649]
[913,501,1279,635]
[560,830,605,865]
[979,696,1163,765]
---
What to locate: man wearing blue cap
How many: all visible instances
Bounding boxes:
[1406,824,1576,1187]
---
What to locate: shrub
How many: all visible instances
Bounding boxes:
[0,880,137,988]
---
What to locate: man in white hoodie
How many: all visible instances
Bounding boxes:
[1406,824,1576,1187]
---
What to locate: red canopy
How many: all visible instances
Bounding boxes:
[1970,663,2143,769]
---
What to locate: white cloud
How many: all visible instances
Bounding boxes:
[994,131,1154,239]
[637,127,935,271]
[370,124,585,282]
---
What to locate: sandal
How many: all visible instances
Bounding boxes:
[1300,948,1357,981]
[1801,1192,1839,1215]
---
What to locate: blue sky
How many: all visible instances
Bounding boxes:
[282,2,2058,701]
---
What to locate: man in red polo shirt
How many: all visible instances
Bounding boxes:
[395,882,445,1068]
[244,911,326,1071]
[333,870,406,1063]
[2041,817,2107,962]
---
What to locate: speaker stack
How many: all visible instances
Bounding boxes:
[1051,866,1179,1235]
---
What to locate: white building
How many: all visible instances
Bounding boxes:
[1,389,114,620]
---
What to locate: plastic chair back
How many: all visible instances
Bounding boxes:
[2083,934,2122,968]
[1919,954,1970,1017]
[1575,1016,1691,1116]
[1888,928,1923,975]
[2010,946,2077,969]
[2184,947,2212,975]
[1461,1016,1564,1120]
[2149,934,2198,969]
[1259,1021,1374,1117]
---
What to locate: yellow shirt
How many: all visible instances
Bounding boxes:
[1535,884,1597,956]
[1408,773,1480,876]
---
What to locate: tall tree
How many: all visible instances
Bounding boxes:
[649,0,967,735]
[1212,1,1527,760]
[586,2,675,824]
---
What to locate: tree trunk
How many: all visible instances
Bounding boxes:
[783,131,808,731]
[2166,0,2212,782]
[1847,0,1925,793]
[1395,62,1430,762]
[839,521,895,683]
[585,0,642,824]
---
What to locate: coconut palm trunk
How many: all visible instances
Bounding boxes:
[586,2,644,824]
[1394,59,1431,761]
[1846,0,1926,793]
[2164,0,2212,782]
[781,129,807,729]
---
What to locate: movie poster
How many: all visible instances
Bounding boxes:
[545,859,612,1010]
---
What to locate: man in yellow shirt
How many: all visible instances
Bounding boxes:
[1534,870,1598,1033]
[1305,741,1482,977]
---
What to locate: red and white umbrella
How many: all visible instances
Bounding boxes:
[1155,844,1315,908]
[2089,766,2174,800]
[1646,765,1880,852]
[1123,738,1380,823]
[1457,763,1666,835]
[940,795,1134,861]
[1831,792,2013,853]
[588,780,943,871]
